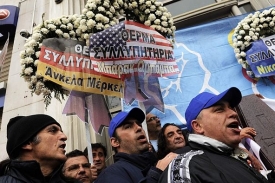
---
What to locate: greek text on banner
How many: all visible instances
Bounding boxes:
[37,38,123,97]
[90,20,179,79]
[246,34,275,77]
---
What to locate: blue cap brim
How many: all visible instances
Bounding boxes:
[108,108,145,137]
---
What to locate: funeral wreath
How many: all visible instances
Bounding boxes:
[233,8,275,78]
[20,0,176,107]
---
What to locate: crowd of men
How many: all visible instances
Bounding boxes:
[0,87,274,182]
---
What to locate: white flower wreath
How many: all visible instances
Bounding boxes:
[233,8,275,77]
[20,0,176,107]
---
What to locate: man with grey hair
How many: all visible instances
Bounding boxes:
[0,114,77,182]
[159,87,275,183]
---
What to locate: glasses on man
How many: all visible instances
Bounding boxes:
[64,163,91,172]
[147,116,159,122]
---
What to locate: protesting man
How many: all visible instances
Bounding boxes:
[95,108,177,183]
[84,143,107,176]
[159,87,275,183]
[63,149,96,183]
[156,123,186,159]
[0,114,77,182]
[146,113,162,152]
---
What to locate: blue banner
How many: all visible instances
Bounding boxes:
[124,14,275,128]
[246,35,275,77]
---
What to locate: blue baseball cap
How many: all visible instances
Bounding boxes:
[185,87,242,132]
[108,108,145,137]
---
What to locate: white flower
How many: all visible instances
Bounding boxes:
[144,20,151,26]
[55,29,63,35]
[155,10,162,16]
[96,23,104,30]
[35,51,40,58]
[82,8,88,14]
[132,2,138,8]
[31,75,38,84]
[161,21,168,27]
[24,67,33,75]
[171,26,176,31]
[69,30,76,37]
[150,5,156,11]
[32,33,42,41]
[103,1,110,8]
[239,30,245,35]
[41,28,49,34]
[145,9,150,14]
[139,0,145,4]
[155,2,162,6]
[154,19,160,25]
[243,24,250,30]
[63,33,70,38]
[104,24,110,29]
[83,33,89,39]
[34,60,39,66]
[238,59,243,64]
[244,36,251,41]
[237,41,243,46]
[110,20,117,26]
[244,41,250,46]
[60,25,66,29]
[98,6,105,12]
[80,19,87,25]
[234,48,240,53]
[103,17,109,23]
[161,15,167,21]
[148,14,156,21]
[41,88,51,95]
[86,11,95,18]
[47,24,56,31]
[67,23,74,30]
[87,19,96,28]
[80,25,88,32]
[61,18,69,24]
[145,1,152,6]
[95,14,104,21]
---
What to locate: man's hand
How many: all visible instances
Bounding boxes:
[156,152,178,171]
[240,127,256,139]
[90,165,98,182]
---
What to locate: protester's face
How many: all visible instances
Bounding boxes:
[146,113,161,134]
[31,124,67,162]
[111,118,149,154]
[63,156,92,183]
[92,148,106,172]
[194,101,241,148]
[164,125,186,152]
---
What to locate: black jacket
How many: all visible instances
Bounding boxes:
[95,151,162,183]
[159,134,273,183]
[0,160,72,183]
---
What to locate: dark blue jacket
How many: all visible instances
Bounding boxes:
[0,160,74,183]
[95,151,162,183]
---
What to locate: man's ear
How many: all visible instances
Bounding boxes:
[110,137,120,148]
[21,142,33,150]
[191,119,204,134]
